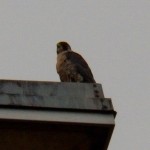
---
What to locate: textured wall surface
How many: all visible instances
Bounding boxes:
[0,80,114,112]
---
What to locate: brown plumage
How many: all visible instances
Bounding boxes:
[56,41,96,83]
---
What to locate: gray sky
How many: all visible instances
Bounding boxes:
[0,0,150,149]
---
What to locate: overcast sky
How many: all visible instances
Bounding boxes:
[0,1,150,149]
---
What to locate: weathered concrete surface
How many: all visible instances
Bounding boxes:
[0,80,114,112]
[0,79,116,150]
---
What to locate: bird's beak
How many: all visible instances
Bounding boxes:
[57,49,59,54]
[57,47,60,54]
[57,44,62,54]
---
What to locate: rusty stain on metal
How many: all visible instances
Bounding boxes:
[94,90,99,98]
[93,84,97,88]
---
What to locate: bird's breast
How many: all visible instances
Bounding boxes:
[56,52,68,73]
[56,52,76,75]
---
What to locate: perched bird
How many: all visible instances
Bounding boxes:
[56,41,96,83]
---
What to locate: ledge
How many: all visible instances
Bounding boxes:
[0,79,116,150]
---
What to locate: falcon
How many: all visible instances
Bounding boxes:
[56,41,96,83]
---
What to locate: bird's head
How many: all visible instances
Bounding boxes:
[57,41,72,54]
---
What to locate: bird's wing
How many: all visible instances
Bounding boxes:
[66,51,96,83]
